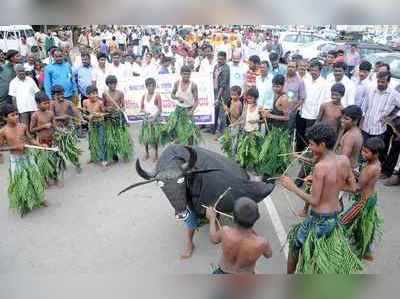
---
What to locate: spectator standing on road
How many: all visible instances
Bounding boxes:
[44,48,77,102]
[321,50,337,79]
[346,44,361,78]
[8,64,39,127]
[327,62,356,108]
[352,60,373,108]
[212,51,230,136]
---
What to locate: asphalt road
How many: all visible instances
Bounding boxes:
[0,124,399,295]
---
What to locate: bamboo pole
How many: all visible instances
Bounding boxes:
[201,204,234,219]
[24,144,59,152]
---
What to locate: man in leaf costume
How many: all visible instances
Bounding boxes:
[0,104,46,216]
[341,137,384,261]
[280,123,363,273]
[167,65,201,146]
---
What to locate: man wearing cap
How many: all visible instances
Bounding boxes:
[8,64,39,127]
[206,197,272,274]
[44,48,77,103]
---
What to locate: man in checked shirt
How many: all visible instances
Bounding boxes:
[361,71,400,166]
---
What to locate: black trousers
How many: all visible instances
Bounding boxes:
[382,132,400,177]
[295,112,316,152]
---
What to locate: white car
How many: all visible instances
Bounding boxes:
[0,25,37,52]
[279,31,327,61]
[296,41,339,60]
[318,29,338,40]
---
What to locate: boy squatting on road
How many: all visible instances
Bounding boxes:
[205,197,272,274]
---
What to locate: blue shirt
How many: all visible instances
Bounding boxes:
[44,62,77,99]
[271,65,287,77]
[73,65,94,96]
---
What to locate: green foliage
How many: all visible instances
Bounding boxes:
[8,155,46,216]
[31,149,67,183]
[139,119,162,147]
[163,107,202,145]
[257,127,292,176]
[104,112,134,161]
[54,129,81,168]
[345,194,383,258]
[236,131,263,171]
[293,225,364,274]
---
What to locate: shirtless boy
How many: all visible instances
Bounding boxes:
[30,92,56,146]
[206,197,272,274]
[280,123,361,273]
[0,104,47,216]
[102,75,125,112]
[341,137,384,260]
[317,83,345,133]
[50,85,80,128]
[338,105,363,170]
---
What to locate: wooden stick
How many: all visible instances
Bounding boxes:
[267,176,306,182]
[201,204,234,219]
[282,146,310,176]
[213,187,232,209]
[24,144,59,152]
[278,151,309,157]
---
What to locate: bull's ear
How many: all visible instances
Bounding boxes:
[136,159,156,180]
[181,146,197,171]
[186,168,221,175]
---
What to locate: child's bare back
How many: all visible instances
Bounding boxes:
[219,226,272,274]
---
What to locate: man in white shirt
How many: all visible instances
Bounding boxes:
[92,53,109,97]
[199,44,215,74]
[296,60,330,151]
[106,52,131,89]
[256,61,274,110]
[8,64,39,127]
[352,60,373,107]
[327,62,356,108]
[217,36,232,61]
[228,50,247,92]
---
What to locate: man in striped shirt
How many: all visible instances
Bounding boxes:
[361,71,400,163]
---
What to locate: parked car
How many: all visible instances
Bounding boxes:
[0,25,37,52]
[355,43,393,58]
[279,31,327,61]
[318,29,338,41]
[364,52,400,87]
[297,41,343,60]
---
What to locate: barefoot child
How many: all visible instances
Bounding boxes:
[235,87,264,173]
[297,83,346,216]
[0,104,46,216]
[140,77,162,162]
[168,65,201,145]
[83,85,108,167]
[206,197,272,274]
[338,105,363,171]
[341,137,384,261]
[30,92,66,184]
[280,123,362,273]
[102,75,134,162]
[50,85,82,171]
[221,85,242,158]
[317,83,345,133]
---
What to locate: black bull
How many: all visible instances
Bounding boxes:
[119,145,275,217]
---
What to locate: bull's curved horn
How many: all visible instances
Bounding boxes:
[136,159,156,180]
[181,146,197,171]
[118,179,158,196]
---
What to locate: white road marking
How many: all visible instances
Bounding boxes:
[263,195,289,259]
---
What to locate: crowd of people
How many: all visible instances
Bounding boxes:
[1,25,400,274]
